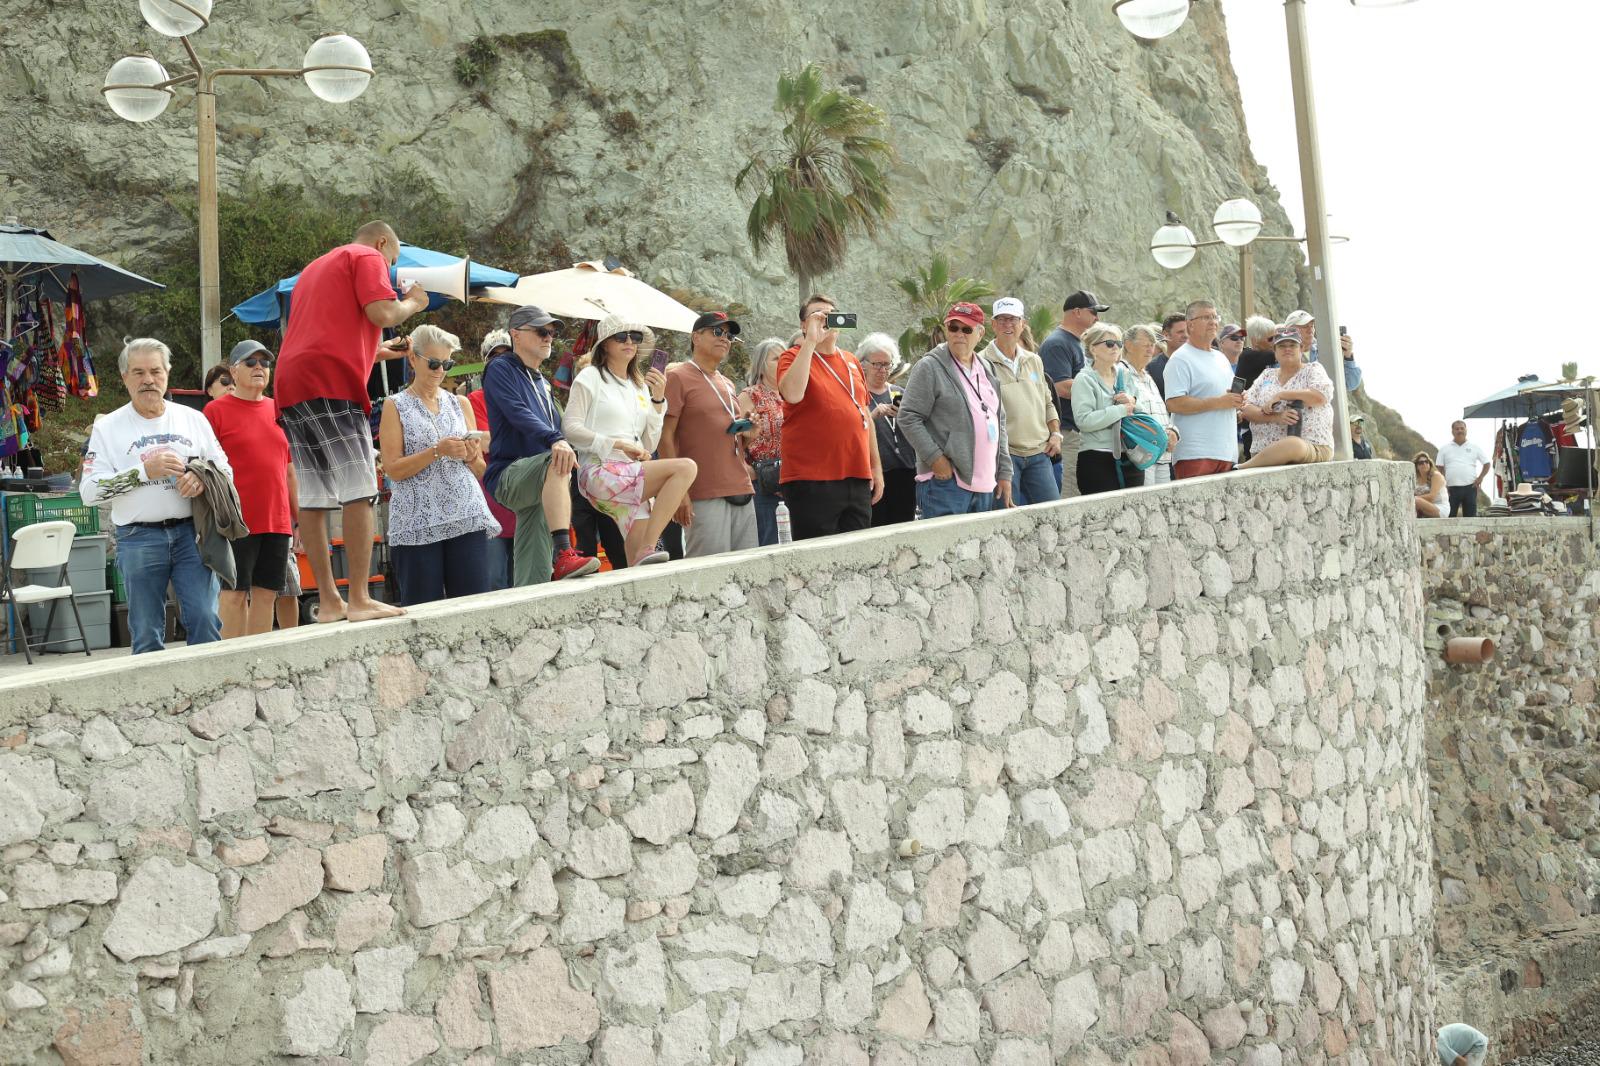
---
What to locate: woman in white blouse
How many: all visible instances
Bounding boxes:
[1239,328,1335,468]
[562,315,697,566]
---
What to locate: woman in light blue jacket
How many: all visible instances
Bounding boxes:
[1070,322,1141,494]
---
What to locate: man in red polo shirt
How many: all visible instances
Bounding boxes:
[777,293,884,539]
[275,220,429,622]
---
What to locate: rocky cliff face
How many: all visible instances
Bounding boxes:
[0,0,1304,341]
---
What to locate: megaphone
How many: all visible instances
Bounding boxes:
[393,257,470,303]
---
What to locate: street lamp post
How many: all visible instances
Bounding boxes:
[103,3,372,373]
[1150,202,1343,321]
[1116,0,1414,461]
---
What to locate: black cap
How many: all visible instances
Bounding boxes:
[509,306,564,332]
[1063,290,1110,313]
[692,311,741,337]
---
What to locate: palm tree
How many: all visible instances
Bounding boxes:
[894,254,995,356]
[736,65,895,304]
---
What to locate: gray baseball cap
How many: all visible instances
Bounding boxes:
[228,339,272,364]
[509,306,564,332]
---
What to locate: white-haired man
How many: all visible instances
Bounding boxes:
[82,338,233,654]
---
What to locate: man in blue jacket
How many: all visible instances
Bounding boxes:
[484,306,599,585]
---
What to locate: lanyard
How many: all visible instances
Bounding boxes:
[694,363,736,420]
[693,362,743,458]
[951,354,991,419]
[814,352,868,430]
[523,365,554,426]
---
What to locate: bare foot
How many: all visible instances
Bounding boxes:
[315,596,348,623]
[347,599,406,622]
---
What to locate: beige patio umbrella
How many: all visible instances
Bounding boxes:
[480,260,700,333]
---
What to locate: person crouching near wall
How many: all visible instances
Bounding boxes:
[1238,328,1335,469]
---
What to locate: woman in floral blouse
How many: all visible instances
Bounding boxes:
[739,338,787,546]
[1239,328,1334,468]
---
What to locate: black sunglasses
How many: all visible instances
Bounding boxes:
[611,331,645,344]
[516,325,561,339]
[235,355,273,369]
[422,357,457,372]
[945,322,976,335]
[1095,339,1124,349]
[708,326,736,339]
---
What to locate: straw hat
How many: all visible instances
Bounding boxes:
[594,313,653,350]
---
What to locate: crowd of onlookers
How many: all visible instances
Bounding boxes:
[80,220,1383,654]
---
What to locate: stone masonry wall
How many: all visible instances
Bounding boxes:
[1421,520,1600,1055]
[0,462,1433,1065]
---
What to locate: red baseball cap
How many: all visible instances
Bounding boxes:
[945,302,985,328]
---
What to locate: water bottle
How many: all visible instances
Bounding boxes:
[775,501,793,544]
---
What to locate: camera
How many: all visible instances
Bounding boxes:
[824,312,857,330]
[726,417,754,435]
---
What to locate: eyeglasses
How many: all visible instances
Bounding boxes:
[865,361,892,369]
[611,331,644,344]
[216,377,233,388]
[1095,339,1124,349]
[707,326,735,339]
[422,357,456,372]
[235,355,273,369]
[516,326,560,339]
[945,322,976,335]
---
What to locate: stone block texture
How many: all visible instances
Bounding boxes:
[0,463,1437,1063]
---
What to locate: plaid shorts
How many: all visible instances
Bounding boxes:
[279,398,379,510]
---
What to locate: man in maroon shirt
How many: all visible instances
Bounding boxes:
[275,221,428,622]
[205,340,298,638]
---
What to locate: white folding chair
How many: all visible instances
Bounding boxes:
[2,520,91,663]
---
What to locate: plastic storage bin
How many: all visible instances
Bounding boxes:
[24,589,113,652]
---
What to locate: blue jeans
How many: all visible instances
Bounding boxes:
[115,520,220,654]
[917,476,994,519]
[485,535,514,591]
[754,490,782,547]
[1010,452,1060,506]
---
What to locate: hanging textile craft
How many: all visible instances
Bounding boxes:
[59,273,98,398]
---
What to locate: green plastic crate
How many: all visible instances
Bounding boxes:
[5,492,101,537]
[108,559,127,604]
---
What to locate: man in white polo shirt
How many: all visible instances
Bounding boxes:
[82,337,233,654]
[1436,420,1490,517]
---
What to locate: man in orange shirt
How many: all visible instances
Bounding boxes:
[777,294,884,540]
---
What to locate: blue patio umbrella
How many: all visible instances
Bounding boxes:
[231,243,518,327]
[1461,375,1559,420]
[1,220,164,336]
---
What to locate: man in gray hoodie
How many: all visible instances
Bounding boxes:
[897,302,1014,518]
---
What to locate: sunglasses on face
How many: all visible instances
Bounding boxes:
[707,326,735,339]
[517,326,560,339]
[1095,339,1124,349]
[216,377,233,388]
[945,322,976,335]
[422,357,457,372]
[235,355,273,369]
[612,331,644,344]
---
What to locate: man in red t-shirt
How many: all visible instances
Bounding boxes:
[205,339,299,638]
[275,220,428,622]
[777,293,884,539]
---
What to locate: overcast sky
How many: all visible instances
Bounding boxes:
[1220,0,1595,476]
